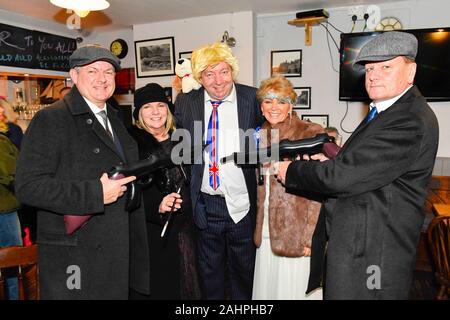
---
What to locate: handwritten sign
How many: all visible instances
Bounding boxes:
[0,23,77,71]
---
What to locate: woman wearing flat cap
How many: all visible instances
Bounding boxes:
[128,83,200,300]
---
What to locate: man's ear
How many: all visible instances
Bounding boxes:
[69,69,78,84]
[407,62,417,84]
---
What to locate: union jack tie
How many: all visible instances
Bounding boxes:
[206,100,222,190]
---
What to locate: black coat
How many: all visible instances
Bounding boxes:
[128,126,200,299]
[15,86,147,299]
[286,86,439,299]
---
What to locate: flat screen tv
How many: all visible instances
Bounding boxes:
[339,28,450,101]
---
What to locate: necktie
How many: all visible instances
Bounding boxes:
[365,105,378,124]
[206,100,222,190]
[98,110,114,140]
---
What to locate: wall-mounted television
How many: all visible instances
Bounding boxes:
[339,28,450,102]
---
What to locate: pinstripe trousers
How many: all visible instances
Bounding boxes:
[196,193,256,299]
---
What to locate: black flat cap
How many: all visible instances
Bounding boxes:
[354,31,418,67]
[69,45,121,71]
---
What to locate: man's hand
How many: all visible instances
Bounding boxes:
[100,173,136,204]
[302,153,329,162]
[273,161,292,185]
[159,192,182,213]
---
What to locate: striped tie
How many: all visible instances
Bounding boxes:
[206,100,222,190]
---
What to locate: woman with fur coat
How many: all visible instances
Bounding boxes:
[252,76,324,300]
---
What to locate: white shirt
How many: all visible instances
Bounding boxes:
[83,97,114,139]
[371,85,413,112]
[201,85,250,223]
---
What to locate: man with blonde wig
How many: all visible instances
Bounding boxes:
[175,42,263,299]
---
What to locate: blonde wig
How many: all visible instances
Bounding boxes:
[191,42,239,82]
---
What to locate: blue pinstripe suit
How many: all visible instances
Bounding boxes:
[174,84,263,299]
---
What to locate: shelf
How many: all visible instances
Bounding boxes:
[288,17,327,46]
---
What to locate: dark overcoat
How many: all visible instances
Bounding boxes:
[15,86,148,299]
[286,86,439,299]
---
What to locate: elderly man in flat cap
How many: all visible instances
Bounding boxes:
[275,31,439,299]
[16,45,148,299]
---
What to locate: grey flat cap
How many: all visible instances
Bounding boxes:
[70,45,121,71]
[354,31,418,66]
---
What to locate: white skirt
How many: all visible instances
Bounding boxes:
[252,235,323,300]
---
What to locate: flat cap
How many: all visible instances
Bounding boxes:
[70,45,121,71]
[354,31,418,67]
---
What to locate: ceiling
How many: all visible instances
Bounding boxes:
[0,0,393,32]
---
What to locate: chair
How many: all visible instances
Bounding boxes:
[427,214,450,299]
[0,245,39,300]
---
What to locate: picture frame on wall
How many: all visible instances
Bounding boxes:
[301,114,329,128]
[271,49,302,77]
[178,51,193,60]
[293,87,311,109]
[134,36,176,78]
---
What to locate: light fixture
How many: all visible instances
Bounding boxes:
[50,0,110,18]
[221,31,236,47]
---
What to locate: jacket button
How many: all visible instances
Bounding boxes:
[93,148,100,154]
[86,118,93,125]
[96,243,102,250]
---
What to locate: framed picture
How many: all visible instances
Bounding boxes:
[134,37,176,78]
[301,114,329,128]
[271,49,302,77]
[293,87,311,109]
[178,51,192,60]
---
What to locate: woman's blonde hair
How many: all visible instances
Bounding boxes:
[191,42,239,82]
[0,98,19,123]
[136,103,176,136]
[256,75,297,104]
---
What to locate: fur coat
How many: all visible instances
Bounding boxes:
[254,112,324,257]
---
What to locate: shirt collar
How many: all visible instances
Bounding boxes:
[83,96,107,115]
[372,85,413,112]
[204,84,236,104]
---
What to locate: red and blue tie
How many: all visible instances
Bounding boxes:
[206,100,222,190]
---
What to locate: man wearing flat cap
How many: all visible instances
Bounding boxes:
[16,45,147,299]
[276,31,439,299]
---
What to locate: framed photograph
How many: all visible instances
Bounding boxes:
[134,37,176,78]
[271,49,302,77]
[301,114,329,128]
[293,87,311,109]
[178,51,192,60]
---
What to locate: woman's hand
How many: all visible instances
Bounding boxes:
[303,246,312,257]
[158,192,182,213]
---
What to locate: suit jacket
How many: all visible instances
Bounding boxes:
[174,84,263,229]
[285,86,439,299]
[15,86,148,299]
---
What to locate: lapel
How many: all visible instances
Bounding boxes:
[340,86,419,154]
[65,86,127,162]
[235,84,250,131]
[192,88,205,134]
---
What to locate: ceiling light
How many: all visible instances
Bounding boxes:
[50,0,110,18]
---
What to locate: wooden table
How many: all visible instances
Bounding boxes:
[432,203,450,216]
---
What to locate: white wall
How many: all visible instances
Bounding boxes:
[132,11,255,91]
[256,0,450,157]
[84,28,135,68]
